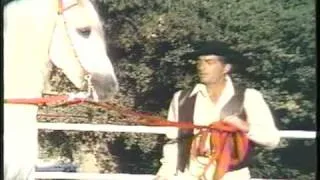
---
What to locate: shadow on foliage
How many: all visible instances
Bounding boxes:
[107,134,166,174]
[38,131,75,161]
[276,140,316,173]
[251,140,316,179]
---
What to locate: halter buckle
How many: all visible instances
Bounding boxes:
[85,74,99,102]
[67,74,97,101]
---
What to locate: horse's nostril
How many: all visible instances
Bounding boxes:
[90,73,118,101]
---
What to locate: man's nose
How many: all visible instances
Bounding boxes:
[197,63,205,71]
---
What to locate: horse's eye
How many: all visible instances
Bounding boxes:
[76,27,91,37]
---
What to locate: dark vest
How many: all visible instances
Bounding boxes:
[176,85,255,172]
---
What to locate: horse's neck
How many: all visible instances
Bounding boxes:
[4,0,58,98]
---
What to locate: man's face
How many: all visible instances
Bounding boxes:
[196,55,229,85]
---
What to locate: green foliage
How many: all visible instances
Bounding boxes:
[39,0,316,178]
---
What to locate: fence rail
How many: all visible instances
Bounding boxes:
[34,172,287,180]
[37,122,317,139]
[36,122,316,179]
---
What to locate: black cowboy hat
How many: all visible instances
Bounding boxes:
[182,40,249,66]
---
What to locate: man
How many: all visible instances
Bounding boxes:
[155,41,280,180]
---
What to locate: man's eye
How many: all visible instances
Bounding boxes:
[206,60,216,64]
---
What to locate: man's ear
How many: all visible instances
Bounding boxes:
[223,64,232,74]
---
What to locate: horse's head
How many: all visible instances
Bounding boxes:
[49,0,118,101]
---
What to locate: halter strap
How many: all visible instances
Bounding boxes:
[58,0,79,14]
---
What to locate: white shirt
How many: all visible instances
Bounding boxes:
[156,76,280,180]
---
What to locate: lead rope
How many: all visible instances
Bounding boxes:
[188,122,249,180]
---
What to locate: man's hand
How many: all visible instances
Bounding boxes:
[222,115,249,132]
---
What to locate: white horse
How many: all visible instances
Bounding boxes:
[4,0,118,179]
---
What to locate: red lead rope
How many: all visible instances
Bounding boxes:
[4,96,249,179]
[3,95,86,106]
[4,96,69,105]
[86,101,250,180]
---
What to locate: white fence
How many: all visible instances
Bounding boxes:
[37,122,317,139]
[35,122,317,180]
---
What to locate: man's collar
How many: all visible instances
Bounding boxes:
[189,75,235,98]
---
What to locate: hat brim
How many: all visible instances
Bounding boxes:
[181,40,246,65]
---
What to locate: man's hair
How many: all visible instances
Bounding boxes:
[197,55,229,65]
[216,56,228,64]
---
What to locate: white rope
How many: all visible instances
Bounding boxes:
[37,122,316,139]
[67,92,89,101]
